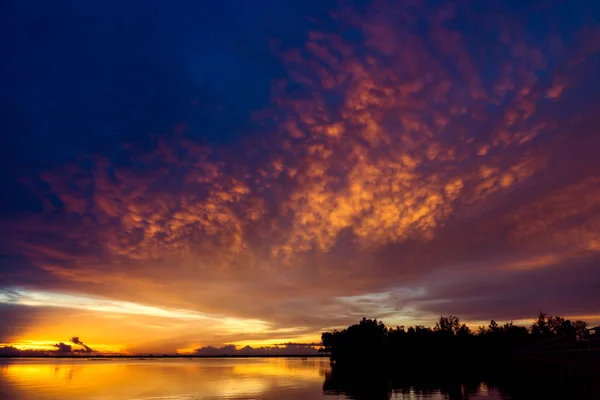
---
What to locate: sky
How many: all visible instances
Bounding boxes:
[1,0,600,355]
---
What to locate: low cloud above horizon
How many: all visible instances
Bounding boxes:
[2,0,600,354]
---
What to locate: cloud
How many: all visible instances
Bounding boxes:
[70,336,94,353]
[0,346,50,357]
[0,304,49,343]
[0,289,219,321]
[1,0,600,351]
[54,342,73,353]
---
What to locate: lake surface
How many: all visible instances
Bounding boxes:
[0,357,558,399]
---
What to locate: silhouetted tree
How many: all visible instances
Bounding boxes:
[434,315,461,334]
[322,312,589,372]
[574,320,587,340]
[531,312,551,338]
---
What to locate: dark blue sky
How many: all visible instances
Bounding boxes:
[1,0,336,214]
[2,1,328,153]
[2,0,598,163]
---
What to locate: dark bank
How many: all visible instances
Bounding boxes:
[321,314,600,399]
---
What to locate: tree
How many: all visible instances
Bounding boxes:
[531,312,551,338]
[574,320,587,340]
[321,313,589,369]
[488,320,500,333]
[435,315,461,334]
[457,323,472,338]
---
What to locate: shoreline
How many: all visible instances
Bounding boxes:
[0,354,330,359]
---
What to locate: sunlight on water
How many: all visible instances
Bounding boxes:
[0,358,505,400]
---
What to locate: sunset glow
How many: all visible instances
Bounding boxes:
[2,0,600,355]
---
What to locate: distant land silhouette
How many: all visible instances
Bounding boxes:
[0,341,322,358]
[194,343,321,356]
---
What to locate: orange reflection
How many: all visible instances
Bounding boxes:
[0,358,329,400]
[232,358,324,380]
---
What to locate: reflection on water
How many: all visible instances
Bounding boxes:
[323,367,505,400]
[0,357,502,400]
[0,358,330,400]
[1,356,593,399]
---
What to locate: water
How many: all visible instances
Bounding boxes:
[0,357,570,399]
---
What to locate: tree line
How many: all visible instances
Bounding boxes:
[320,313,593,370]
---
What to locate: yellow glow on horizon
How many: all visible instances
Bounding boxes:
[0,288,285,354]
[2,340,124,354]
[0,340,57,350]
[175,347,197,354]
[1,287,324,355]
